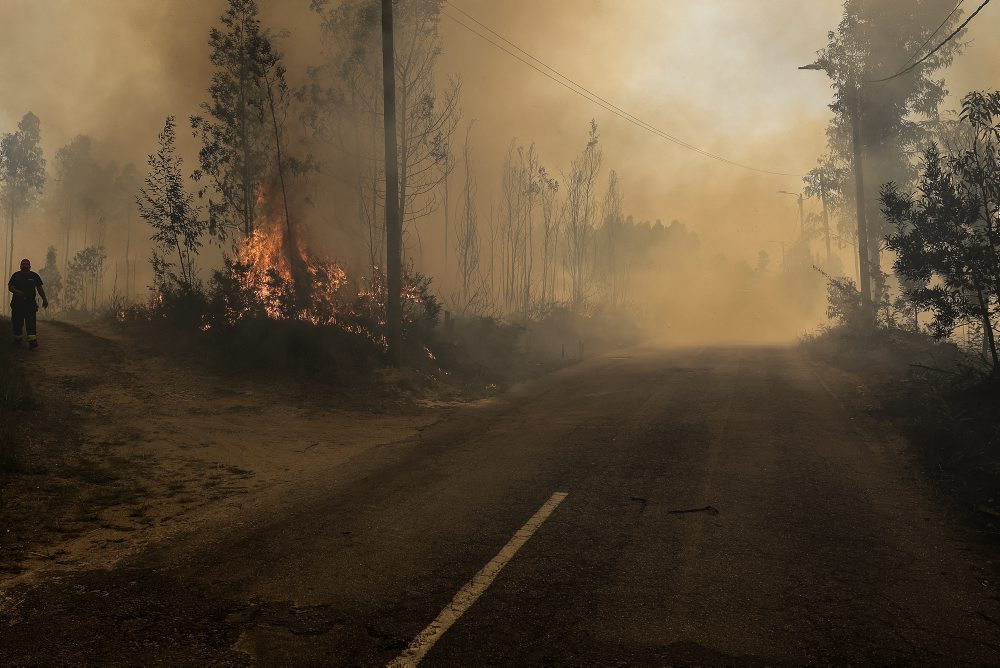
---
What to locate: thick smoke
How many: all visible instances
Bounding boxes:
[1,1,997,342]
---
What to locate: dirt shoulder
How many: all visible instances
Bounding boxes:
[0,317,443,590]
[802,327,1000,536]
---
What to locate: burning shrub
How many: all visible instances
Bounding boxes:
[118,186,447,379]
[351,267,441,355]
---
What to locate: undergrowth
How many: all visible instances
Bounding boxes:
[804,323,1000,528]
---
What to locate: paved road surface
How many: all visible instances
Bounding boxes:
[4,345,1000,665]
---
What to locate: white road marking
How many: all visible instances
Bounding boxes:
[388,491,569,667]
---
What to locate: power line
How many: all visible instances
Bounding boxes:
[441,2,803,178]
[897,0,964,71]
[870,0,989,83]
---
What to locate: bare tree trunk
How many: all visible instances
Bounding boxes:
[972,276,999,372]
[264,78,305,304]
[850,85,873,325]
[382,0,403,363]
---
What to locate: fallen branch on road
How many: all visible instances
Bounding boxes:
[668,505,719,515]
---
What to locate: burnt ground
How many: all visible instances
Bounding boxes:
[0,318,439,580]
[2,331,1000,664]
[803,326,1000,534]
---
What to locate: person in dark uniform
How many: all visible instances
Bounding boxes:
[8,258,48,349]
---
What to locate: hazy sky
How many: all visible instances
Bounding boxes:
[1,0,998,262]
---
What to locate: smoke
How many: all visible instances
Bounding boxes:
[1,0,998,342]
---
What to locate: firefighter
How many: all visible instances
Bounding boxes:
[8,258,48,349]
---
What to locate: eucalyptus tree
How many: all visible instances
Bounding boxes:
[137,117,206,292]
[53,135,97,273]
[454,122,481,312]
[538,167,561,305]
[598,169,626,307]
[563,121,602,310]
[190,0,272,241]
[811,0,967,297]
[498,140,541,314]
[0,112,45,278]
[64,246,107,312]
[882,92,1000,373]
[310,0,461,272]
[803,154,850,265]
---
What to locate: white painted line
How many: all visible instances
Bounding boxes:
[388,491,569,667]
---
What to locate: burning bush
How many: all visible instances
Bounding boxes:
[119,216,442,377]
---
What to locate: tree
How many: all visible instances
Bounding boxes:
[563,121,602,310]
[882,91,1000,374]
[37,245,62,308]
[64,245,106,312]
[812,0,967,301]
[803,154,850,266]
[598,169,627,307]
[191,0,272,241]
[137,117,206,292]
[113,164,142,299]
[538,166,561,305]
[310,0,460,271]
[498,140,540,315]
[0,112,45,278]
[453,122,482,312]
[53,135,97,274]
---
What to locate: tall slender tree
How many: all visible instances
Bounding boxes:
[310,0,460,273]
[454,121,481,312]
[882,91,1000,374]
[0,112,45,279]
[812,0,967,302]
[191,0,272,241]
[53,135,97,274]
[138,117,205,292]
[563,121,602,310]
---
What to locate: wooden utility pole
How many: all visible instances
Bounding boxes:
[382,0,403,363]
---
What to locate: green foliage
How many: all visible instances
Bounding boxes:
[126,247,442,367]
[825,273,864,328]
[812,0,968,258]
[191,0,282,241]
[64,245,107,312]
[816,1,964,169]
[0,112,46,212]
[138,116,206,292]
[882,91,1000,371]
[1,111,46,276]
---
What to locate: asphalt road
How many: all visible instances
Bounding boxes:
[4,345,1000,665]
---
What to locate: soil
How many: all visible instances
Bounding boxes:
[0,317,442,587]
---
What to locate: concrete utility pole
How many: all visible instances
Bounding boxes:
[382,0,403,364]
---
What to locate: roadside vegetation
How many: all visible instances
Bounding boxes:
[807,91,1000,528]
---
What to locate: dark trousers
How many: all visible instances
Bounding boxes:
[11,302,37,340]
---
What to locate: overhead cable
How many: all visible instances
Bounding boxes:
[870,0,989,83]
[442,2,804,178]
